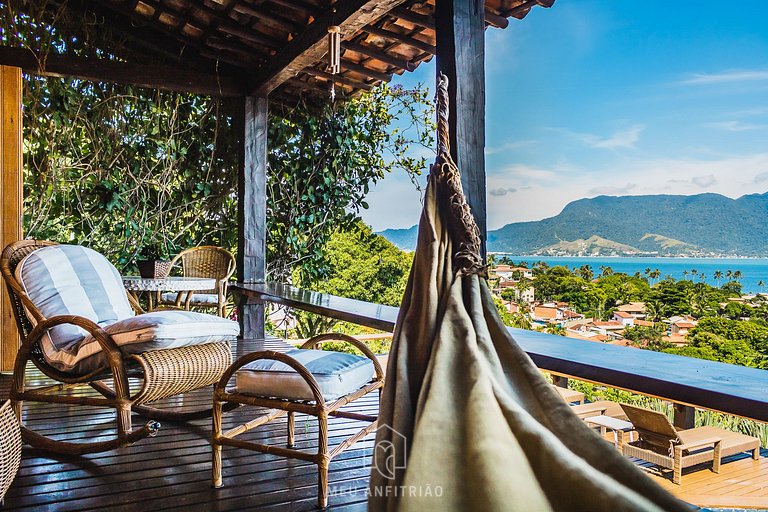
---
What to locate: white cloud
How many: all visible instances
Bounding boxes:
[488,187,518,197]
[754,172,768,184]
[680,70,768,85]
[555,125,645,150]
[691,174,717,188]
[485,139,538,155]
[589,183,638,195]
[707,121,768,132]
[494,164,557,182]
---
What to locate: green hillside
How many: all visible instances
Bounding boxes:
[378,192,768,256]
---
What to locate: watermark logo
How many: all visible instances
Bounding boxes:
[372,424,407,480]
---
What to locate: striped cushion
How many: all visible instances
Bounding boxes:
[16,245,134,361]
[15,245,239,374]
[236,348,375,401]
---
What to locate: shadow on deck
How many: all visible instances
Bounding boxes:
[0,339,765,510]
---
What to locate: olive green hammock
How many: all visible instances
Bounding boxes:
[368,74,692,512]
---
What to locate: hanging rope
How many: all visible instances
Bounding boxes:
[430,73,485,276]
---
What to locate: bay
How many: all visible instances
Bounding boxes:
[496,255,768,294]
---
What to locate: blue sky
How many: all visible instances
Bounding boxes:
[362,0,768,232]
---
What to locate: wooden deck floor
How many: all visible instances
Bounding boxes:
[0,339,765,510]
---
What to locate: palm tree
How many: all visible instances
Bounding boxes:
[649,269,662,285]
[726,270,733,280]
[759,280,765,293]
[690,269,698,277]
[644,267,652,279]
[645,300,666,322]
[733,270,743,283]
[682,270,689,279]
[508,312,532,330]
[577,265,594,281]
[543,323,566,336]
[599,265,614,277]
[714,270,723,287]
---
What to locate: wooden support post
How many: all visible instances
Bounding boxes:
[236,96,268,340]
[435,0,487,258]
[0,66,23,372]
[551,375,568,388]
[673,403,696,430]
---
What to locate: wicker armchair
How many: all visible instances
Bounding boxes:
[1,240,238,455]
[160,246,235,317]
[213,333,384,508]
[0,400,21,503]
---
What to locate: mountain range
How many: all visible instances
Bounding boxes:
[376,192,768,256]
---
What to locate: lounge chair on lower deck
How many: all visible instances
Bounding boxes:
[620,403,760,484]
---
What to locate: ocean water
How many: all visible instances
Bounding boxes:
[497,255,768,294]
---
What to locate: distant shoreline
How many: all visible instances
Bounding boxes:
[490,253,766,260]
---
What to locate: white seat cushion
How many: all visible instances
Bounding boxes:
[74,311,239,374]
[15,244,239,375]
[236,348,375,401]
[160,291,220,305]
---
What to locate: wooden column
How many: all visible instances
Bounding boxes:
[0,66,22,371]
[435,0,487,258]
[236,96,268,340]
[435,0,486,257]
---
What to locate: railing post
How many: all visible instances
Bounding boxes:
[236,95,267,340]
[673,404,696,429]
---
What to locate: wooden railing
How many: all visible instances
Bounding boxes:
[232,282,768,424]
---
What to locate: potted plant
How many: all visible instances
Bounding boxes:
[136,241,173,278]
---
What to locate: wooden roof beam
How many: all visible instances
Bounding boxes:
[0,47,245,97]
[251,0,407,95]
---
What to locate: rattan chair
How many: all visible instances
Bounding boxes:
[620,404,760,484]
[160,246,235,317]
[1,240,237,455]
[213,333,385,508]
[0,400,21,503]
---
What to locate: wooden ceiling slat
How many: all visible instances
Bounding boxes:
[303,68,373,91]
[389,6,435,30]
[341,41,415,71]
[231,2,301,33]
[340,58,392,82]
[363,25,435,55]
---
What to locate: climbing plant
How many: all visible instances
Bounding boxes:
[3,1,434,280]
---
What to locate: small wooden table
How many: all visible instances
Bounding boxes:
[122,276,216,311]
[584,415,636,447]
[553,385,584,404]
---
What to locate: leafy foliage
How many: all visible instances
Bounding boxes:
[5,3,434,282]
